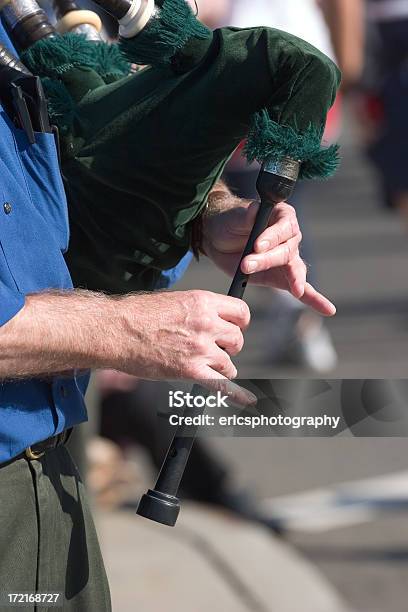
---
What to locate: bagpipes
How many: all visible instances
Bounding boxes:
[0,0,341,526]
[1,0,340,294]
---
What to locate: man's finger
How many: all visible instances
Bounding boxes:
[215,321,245,356]
[284,257,307,299]
[299,283,337,316]
[210,347,239,380]
[216,295,251,330]
[254,211,300,253]
[199,370,258,406]
[241,236,301,274]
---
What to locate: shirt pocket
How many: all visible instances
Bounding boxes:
[14,128,70,254]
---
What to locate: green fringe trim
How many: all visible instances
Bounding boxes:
[119,0,211,67]
[90,41,130,80]
[245,110,340,180]
[41,78,77,134]
[21,33,130,80]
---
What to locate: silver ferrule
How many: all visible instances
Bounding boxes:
[72,23,102,40]
[263,157,300,182]
[119,0,156,38]
[2,0,42,29]
[0,44,30,73]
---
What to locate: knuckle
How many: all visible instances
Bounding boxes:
[191,289,210,310]
[199,314,213,332]
[283,202,295,216]
[235,331,244,352]
[290,213,299,235]
[226,332,244,356]
[193,334,209,355]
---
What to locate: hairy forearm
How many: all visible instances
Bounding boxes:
[0,290,129,379]
[0,286,255,394]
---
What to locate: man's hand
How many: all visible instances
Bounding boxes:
[202,197,336,317]
[0,290,255,405]
[117,290,251,384]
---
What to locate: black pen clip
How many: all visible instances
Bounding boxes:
[51,124,61,167]
[20,75,51,134]
[11,82,36,144]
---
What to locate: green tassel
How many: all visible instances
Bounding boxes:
[21,34,130,133]
[21,33,130,80]
[41,78,77,134]
[89,41,130,80]
[245,109,340,180]
[119,0,211,67]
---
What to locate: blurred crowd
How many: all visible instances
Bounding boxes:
[63,0,408,527]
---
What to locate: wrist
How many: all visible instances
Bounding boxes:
[104,293,153,374]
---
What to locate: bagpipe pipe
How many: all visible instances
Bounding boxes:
[0,0,341,526]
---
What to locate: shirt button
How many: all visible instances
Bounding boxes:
[3,202,12,215]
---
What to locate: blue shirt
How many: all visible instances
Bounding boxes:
[156,252,193,289]
[0,21,88,462]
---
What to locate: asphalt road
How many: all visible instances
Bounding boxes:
[175,112,408,612]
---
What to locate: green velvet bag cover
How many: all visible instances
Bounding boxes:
[22,5,341,293]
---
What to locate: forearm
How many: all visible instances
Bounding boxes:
[0,290,127,379]
[187,0,230,28]
[0,284,255,398]
[321,0,364,87]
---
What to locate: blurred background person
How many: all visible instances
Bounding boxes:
[357,0,408,231]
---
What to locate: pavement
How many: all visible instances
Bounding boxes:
[94,108,408,612]
[97,505,349,612]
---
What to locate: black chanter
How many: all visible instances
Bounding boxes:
[136,158,300,526]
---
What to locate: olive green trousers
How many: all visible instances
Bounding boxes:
[0,446,111,612]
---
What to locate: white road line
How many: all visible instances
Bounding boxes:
[260,470,408,532]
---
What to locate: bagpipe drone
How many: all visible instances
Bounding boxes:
[0,0,341,525]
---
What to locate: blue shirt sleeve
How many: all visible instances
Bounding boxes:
[0,20,25,327]
[0,277,25,326]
